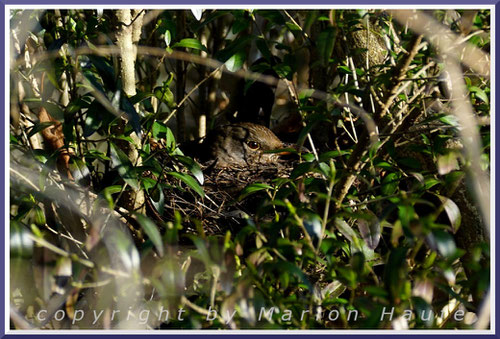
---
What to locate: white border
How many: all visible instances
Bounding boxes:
[4,4,496,335]
[2,4,498,9]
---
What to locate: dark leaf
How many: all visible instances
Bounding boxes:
[27,121,57,138]
[120,93,142,137]
[239,183,273,200]
[88,55,116,91]
[69,158,91,186]
[317,27,337,66]
[216,35,254,63]
[135,214,164,257]
[426,230,458,259]
[381,172,400,196]
[109,142,140,190]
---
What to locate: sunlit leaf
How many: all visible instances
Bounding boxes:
[174,155,204,185]
[335,218,358,243]
[225,50,246,72]
[434,194,461,233]
[437,152,459,175]
[173,38,208,52]
[10,221,33,258]
[469,86,489,104]
[167,171,205,198]
[109,142,140,190]
[381,172,400,196]
[101,185,123,208]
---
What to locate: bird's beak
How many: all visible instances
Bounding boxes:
[273,143,310,161]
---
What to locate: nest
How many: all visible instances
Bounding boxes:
[145,157,294,236]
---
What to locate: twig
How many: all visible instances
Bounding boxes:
[376,34,424,121]
[162,66,223,125]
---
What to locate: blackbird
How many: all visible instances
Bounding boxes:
[189,122,290,168]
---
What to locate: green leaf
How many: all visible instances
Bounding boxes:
[164,30,171,47]
[434,194,461,233]
[120,93,142,137]
[469,86,489,104]
[319,150,350,161]
[173,155,204,185]
[384,247,408,301]
[216,35,254,63]
[88,55,116,91]
[83,104,103,137]
[86,149,111,162]
[173,38,208,52]
[256,10,285,25]
[167,172,205,198]
[239,182,273,201]
[285,21,301,32]
[224,50,246,72]
[232,17,250,34]
[151,121,168,140]
[337,65,352,75]
[109,142,139,190]
[279,261,313,290]
[381,172,400,196]
[27,121,57,138]
[290,162,315,179]
[147,182,165,216]
[23,99,65,121]
[255,38,272,62]
[335,218,358,243]
[317,27,337,66]
[424,177,441,190]
[32,205,46,226]
[10,221,33,258]
[154,86,176,108]
[398,157,422,170]
[438,114,459,127]
[316,162,330,179]
[130,92,154,105]
[427,230,457,259]
[437,152,459,175]
[374,161,393,170]
[165,126,176,150]
[135,214,164,257]
[101,185,124,208]
[69,158,91,185]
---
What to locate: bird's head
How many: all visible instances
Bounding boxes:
[205,122,286,168]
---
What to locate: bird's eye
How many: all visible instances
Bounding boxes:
[246,141,260,150]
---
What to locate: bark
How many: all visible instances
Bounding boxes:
[115,9,146,213]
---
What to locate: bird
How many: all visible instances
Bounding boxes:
[145,122,304,234]
[196,122,288,168]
